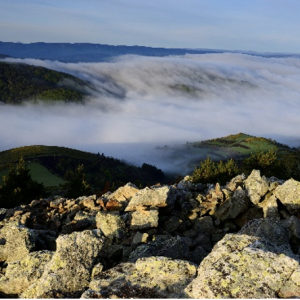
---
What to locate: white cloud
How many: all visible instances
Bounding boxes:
[1,53,300,173]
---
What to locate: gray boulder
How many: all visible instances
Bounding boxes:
[185,233,300,298]
[125,186,174,211]
[21,229,106,298]
[106,182,139,202]
[214,187,250,222]
[96,211,125,240]
[275,178,300,214]
[86,256,197,298]
[0,250,53,295]
[129,235,200,263]
[244,170,269,205]
[0,224,38,263]
[130,208,159,230]
[239,218,291,247]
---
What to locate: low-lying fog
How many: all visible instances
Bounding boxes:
[1,53,300,174]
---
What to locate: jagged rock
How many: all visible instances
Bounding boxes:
[96,211,125,240]
[239,218,291,247]
[258,194,280,219]
[0,224,38,263]
[177,176,205,191]
[244,170,269,205]
[125,186,174,211]
[226,174,245,191]
[105,200,123,212]
[106,182,139,202]
[128,235,202,263]
[185,233,300,298]
[214,187,250,222]
[0,250,53,295]
[80,198,95,209]
[21,229,106,298]
[86,256,197,298]
[49,197,66,209]
[130,208,159,230]
[275,178,300,214]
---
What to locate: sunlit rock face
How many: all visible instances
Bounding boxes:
[1,170,300,298]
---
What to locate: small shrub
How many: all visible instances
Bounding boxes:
[192,156,239,185]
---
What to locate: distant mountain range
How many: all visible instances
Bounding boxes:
[1,42,299,63]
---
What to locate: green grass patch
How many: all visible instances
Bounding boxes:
[27,162,66,187]
[0,162,66,187]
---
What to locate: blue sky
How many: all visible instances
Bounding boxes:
[1,0,300,53]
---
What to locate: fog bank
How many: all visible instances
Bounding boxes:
[1,53,300,173]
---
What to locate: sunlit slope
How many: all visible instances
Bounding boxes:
[190,133,292,160]
[156,133,295,174]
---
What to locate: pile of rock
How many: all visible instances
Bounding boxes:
[1,170,300,298]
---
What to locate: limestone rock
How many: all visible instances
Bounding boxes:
[244,170,269,205]
[130,208,159,230]
[0,224,38,263]
[0,250,53,295]
[125,186,174,211]
[185,233,299,298]
[275,178,300,214]
[21,229,106,298]
[96,211,125,240]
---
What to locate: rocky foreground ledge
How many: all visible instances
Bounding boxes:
[1,170,300,298]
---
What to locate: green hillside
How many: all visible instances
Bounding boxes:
[156,133,299,179]
[0,145,165,196]
[190,133,292,160]
[0,61,90,103]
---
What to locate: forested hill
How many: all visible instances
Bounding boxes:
[0,145,165,198]
[0,61,90,104]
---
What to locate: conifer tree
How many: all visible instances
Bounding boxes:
[0,157,46,208]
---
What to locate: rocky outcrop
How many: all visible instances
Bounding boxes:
[84,256,197,298]
[0,250,53,295]
[21,230,106,298]
[1,169,300,298]
[185,233,300,298]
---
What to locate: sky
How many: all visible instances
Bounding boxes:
[1,0,300,53]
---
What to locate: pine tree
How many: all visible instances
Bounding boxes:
[64,164,91,198]
[0,157,46,208]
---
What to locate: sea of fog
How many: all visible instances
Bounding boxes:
[1,53,300,174]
